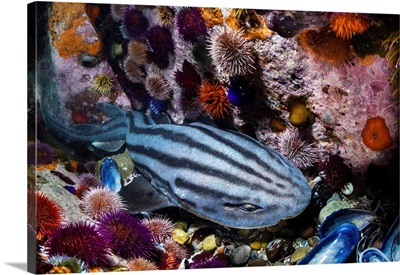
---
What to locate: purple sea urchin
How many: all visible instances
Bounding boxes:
[208,27,255,77]
[110,4,130,21]
[142,215,175,243]
[80,187,126,220]
[123,56,145,83]
[98,211,155,260]
[145,72,173,101]
[147,25,175,55]
[28,141,56,165]
[188,251,230,269]
[122,7,149,39]
[45,221,111,268]
[176,7,208,44]
[276,129,319,170]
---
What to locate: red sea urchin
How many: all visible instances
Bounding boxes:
[28,190,63,240]
[319,154,353,191]
[277,129,319,170]
[45,221,111,268]
[208,26,256,77]
[80,187,126,220]
[126,257,159,271]
[98,211,155,260]
[197,80,230,120]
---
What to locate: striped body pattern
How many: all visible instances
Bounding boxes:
[42,102,311,229]
[126,111,311,228]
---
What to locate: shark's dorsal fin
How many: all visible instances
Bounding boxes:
[97,102,126,118]
[118,175,177,213]
[92,140,125,152]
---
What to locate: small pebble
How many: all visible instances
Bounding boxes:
[174,221,188,231]
[300,225,315,239]
[171,228,189,245]
[250,241,262,250]
[307,236,320,247]
[231,245,251,266]
[319,200,350,224]
[247,258,267,266]
[291,247,311,263]
[266,237,295,263]
[202,234,219,251]
[237,229,253,237]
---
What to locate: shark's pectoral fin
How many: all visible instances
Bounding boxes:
[92,140,125,152]
[118,175,176,213]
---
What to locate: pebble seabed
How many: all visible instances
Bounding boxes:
[28,2,399,273]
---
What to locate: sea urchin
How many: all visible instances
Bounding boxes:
[329,12,370,40]
[277,129,319,170]
[142,215,175,243]
[45,221,111,268]
[98,211,155,260]
[80,187,126,220]
[208,26,255,77]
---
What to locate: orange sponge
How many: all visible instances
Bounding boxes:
[361,116,393,151]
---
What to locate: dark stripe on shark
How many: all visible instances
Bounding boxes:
[128,144,293,199]
[128,126,290,189]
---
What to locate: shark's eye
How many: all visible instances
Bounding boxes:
[224,203,262,212]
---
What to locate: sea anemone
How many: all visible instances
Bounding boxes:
[127,40,149,65]
[126,257,159,271]
[80,187,126,220]
[98,211,155,259]
[297,25,353,64]
[110,4,130,21]
[319,154,353,191]
[276,129,319,170]
[93,74,114,94]
[28,141,56,165]
[227,76,256,106]
[329,12,371,40]
[174,60,202,90]
[28,190,63,240]
[176,7,208,44]
[208,26,255,77]
[122,7,149,39]
[145,72,173,101]
[197,80,230,120]
[142,215,175,243]
[45,254,89,273]
[157,6,175,26]
[123,56,145,83]
[147,25,175,56]
[287,95,315,127]
[361,116,394,151]
[75,173,102,199]
[45,221,111,268]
